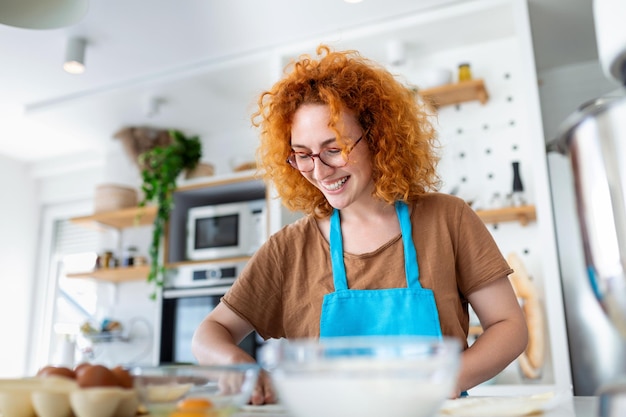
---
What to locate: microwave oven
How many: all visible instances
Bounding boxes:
[186,199,266,261]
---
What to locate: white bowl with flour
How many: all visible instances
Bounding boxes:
[261,336,461,417]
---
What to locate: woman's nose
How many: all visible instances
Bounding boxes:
[311,156,334,177]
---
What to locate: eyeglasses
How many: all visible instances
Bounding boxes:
[286,136,363,172]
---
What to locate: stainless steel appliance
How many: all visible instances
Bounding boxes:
[158,261,261,364]
[548,0,626,411]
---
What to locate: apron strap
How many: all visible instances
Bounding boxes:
[395,201,420,287]
[329,202,422,291]
[330,209,348,291]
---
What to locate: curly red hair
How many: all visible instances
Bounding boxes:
[251,45,440,218]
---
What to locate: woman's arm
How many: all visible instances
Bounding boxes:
[192,302,255,364]
[455,276,529,395]
[191,302,276,404]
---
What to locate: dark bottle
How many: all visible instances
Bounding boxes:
[512,161,525,206]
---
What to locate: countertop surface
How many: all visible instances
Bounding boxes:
[234,396,600,417]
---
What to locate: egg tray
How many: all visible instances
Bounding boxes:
[0,376,139,417]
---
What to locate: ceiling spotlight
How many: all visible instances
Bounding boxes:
[64,37,87,74]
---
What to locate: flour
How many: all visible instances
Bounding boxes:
[272,374,452,417]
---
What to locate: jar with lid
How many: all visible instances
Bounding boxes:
[458,63,472,82]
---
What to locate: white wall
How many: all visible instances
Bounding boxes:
[0,155,37,377]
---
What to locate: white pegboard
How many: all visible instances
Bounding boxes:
[402,38,541,259]
[400,36,558,388]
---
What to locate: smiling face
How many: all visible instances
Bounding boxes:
[290,104,373,211]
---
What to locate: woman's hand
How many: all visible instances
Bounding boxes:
[249,370,277,405]
[192,303,277,404]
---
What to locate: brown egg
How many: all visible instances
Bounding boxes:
[76,364,120,388]
[36,365,76,380]
[74,363,92,379]
[74,362,91,372]
[111,365,134,389]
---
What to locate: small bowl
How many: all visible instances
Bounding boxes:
[260,336,461,417]
[131,364,260,416]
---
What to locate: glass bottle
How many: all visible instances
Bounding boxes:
[512,161,526,206]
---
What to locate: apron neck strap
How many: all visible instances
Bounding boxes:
[395,201,420,286]
[329,202,420,291]
[330,209,348,290]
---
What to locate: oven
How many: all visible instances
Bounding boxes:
[158,261,261,364]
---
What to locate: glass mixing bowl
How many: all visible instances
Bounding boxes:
[260,336,461,417]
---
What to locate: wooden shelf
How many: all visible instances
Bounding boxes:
[475,205,536,226]
[176,170,262,192]
[166,255,253,270]
[419,79,489,107]
[70,205,157,229]
[67,265,150,282]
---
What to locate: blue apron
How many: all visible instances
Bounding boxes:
[319,201,443,338]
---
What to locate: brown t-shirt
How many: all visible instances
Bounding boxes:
[222,193,512,348]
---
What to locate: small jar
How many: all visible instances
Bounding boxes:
[99,251,113,269]
[122,246,138,267]
[458,63,472,82]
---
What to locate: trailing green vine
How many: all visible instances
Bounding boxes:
[138,130,202,299]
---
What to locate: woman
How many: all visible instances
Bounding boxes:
[192,45,528,405]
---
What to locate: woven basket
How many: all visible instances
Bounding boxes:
[94,184,138,213]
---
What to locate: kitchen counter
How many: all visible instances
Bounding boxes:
[234,396,600,417]
[546,396,598,417]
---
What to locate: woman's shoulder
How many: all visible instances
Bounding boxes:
[413,192,470,211]
[267,214,319,245]
[278,213,316,233]
[410,192,486,234]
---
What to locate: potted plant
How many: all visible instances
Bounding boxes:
[138,129,202,298]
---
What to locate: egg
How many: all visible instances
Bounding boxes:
[36,365,76,380]
[74,363,92,377]
[76,365,120,388]
[177,397,213,411]
[169,412,210,417]
[111,366,133,389]
[74,363,93,384]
